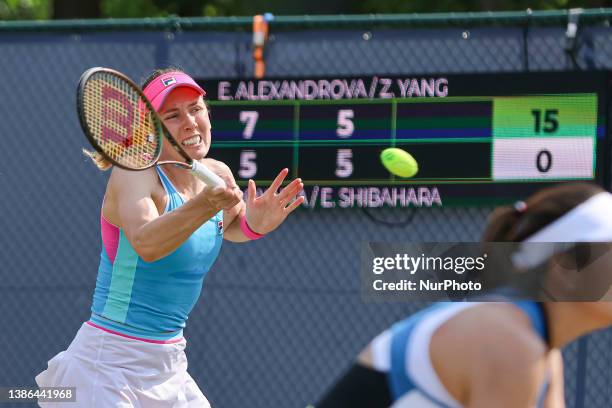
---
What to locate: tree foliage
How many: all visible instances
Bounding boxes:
[0,0,49,20]
[1,0,611,20]
[357,0,610,14]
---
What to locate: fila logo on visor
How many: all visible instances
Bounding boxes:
[162,77,177,87]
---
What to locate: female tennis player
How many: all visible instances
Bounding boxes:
[36,68,304,407]
[317,182,612,408]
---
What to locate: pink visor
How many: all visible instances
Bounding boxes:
[143,71,206,111]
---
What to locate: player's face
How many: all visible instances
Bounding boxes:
[582,245,612,321]
[547,243,612,303]
[159,87,212,160]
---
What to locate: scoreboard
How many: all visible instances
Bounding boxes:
[199,72,610,207]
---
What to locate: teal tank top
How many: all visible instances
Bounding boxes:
[90,167,223,342]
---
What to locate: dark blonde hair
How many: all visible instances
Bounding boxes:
[82,148,113,171]
[479,182,606,295]
[482,182,604,242]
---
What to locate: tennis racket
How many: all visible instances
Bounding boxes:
[76,67,226,188]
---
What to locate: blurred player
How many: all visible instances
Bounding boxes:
[35,68,304,407]
[317,182,612,408]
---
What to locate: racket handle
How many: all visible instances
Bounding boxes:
[190,161,227,188]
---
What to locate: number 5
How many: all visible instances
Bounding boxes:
[337,109,354,138]
[335,149,353,178]
[239,150,257,178]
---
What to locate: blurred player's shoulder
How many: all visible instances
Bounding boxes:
[432,303,548,365]
[430,303,549,402]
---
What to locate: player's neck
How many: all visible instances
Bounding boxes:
[544,302,609,348]
[162,164,203,195]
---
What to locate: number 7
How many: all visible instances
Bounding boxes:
[240,111,259,139]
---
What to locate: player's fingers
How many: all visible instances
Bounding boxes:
[225,181,240,191]
[277,179,303,201]
[284,196,305,213]
[247,179,257,205]
[230,196,242,209]
[207,184,239,200]
[284,184,304,205]
[232,187,244,202]
[204,185,227,196]
[268,168,289,195]
[220,189,242,209]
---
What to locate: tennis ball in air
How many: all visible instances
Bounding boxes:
[380,147,418,178]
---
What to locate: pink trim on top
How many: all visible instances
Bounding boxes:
[99,167,175,264]
[86,321,184,344]
[100,211,120,264]
[142,71,206,111]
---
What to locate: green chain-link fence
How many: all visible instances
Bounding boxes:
[0,9,610,407]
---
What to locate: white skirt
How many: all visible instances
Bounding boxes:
[35,323,210,408]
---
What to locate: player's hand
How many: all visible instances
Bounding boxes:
[200,184,242,211]
[245,168,305,235]
[201,158,239,190]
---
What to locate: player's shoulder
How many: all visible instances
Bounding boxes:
[425,303,548,405]
[109,166,158,182]
[434,303,548,371]
[108,166,161,194]
[466,303,548,366]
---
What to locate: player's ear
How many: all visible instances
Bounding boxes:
[546,244,595,297]
[204,99,211,117]
[545,254,581,298]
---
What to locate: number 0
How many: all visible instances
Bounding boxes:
[536,149,552,173]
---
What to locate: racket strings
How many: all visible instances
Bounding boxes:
[82,72,160,169]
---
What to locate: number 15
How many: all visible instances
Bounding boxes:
[531,109,559,133]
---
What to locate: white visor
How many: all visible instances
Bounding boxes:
[512,192,612,268]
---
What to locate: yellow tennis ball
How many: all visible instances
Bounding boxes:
[380,147,418,178]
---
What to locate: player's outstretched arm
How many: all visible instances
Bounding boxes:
[110,167,241,261]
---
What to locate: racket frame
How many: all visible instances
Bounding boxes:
[77,67,197,171]
[77,67,226,188]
